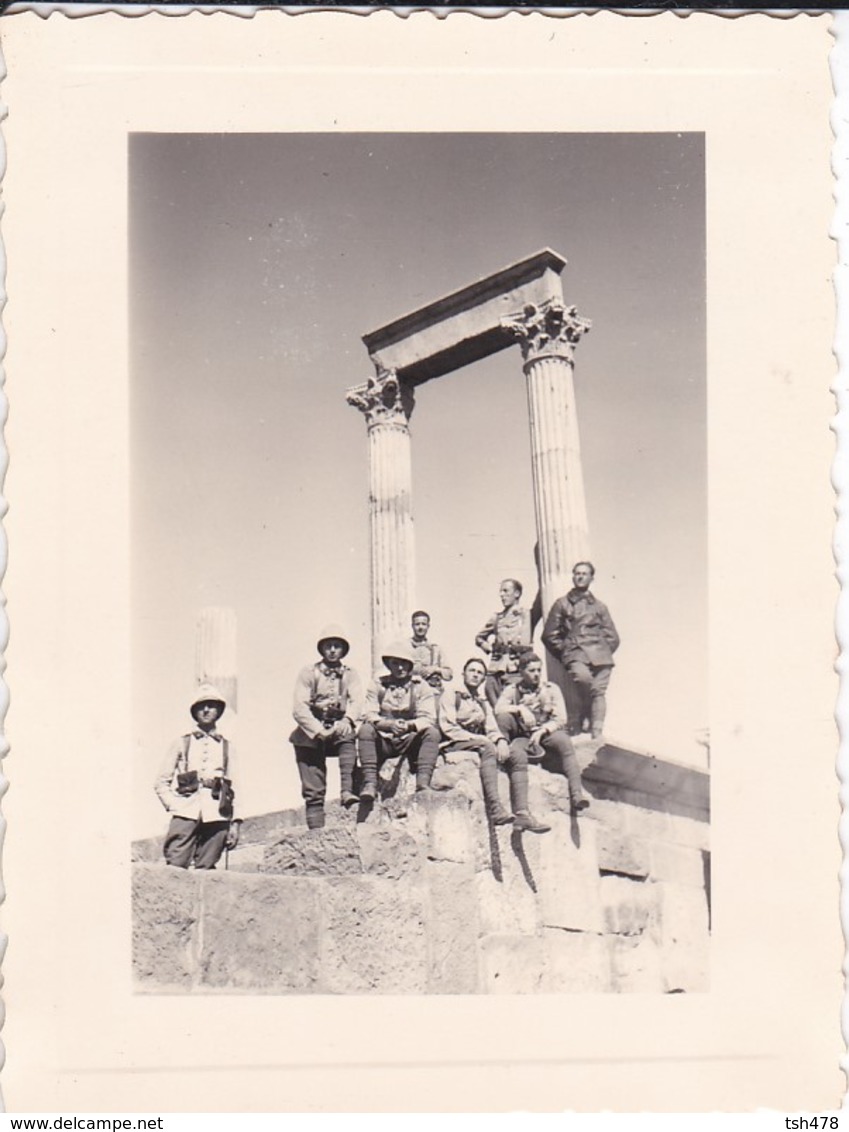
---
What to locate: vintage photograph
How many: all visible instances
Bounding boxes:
[129,132,709,994]
[2,11,838,1111]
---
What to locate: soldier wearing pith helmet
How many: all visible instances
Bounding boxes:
[154,682,241,869]
[290,624,364,830]
[357,639,441,798]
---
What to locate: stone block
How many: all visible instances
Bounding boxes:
[622,805,673,843]
[356,822,422,878]
[239,808,302,846]
[649,843,706,888]
[475,866,539,936]
[227,843,266,872]
[526,763,573,818]
[599,874,657,936]
[610,933,665,993]
[665,813,710,852]
[596,828,650,879]
[534,813,604,933]
[582,796,630,834]
[541,928,613,993]
[648,880,710,993]
[198,873,321,991]
[422,791,475,864]
[131,837,163,864]
[479,934,547,994]
[132,864,200,988]
[426,862,480,994]
[432,749,483,799]
[320,876,428,993]
[261,825,362,876]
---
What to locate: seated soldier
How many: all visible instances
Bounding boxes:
[358,640,441,798]
[495,651,590,815]
[154,683,241,869]
[484,646,526,710]
[441,657,549,833]
[290,624,363,830]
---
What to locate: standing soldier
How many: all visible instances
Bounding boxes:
[542,561,620,738]
[475,579,534,707]
[290,625,363,830]
[441,657,549,832]
[495,652,589,816]
[155,683,241,869]
[357,641,441,797]
[409,610,453,695]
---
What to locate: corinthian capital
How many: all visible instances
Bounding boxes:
[501,300,592,365]
[346,368,415,428]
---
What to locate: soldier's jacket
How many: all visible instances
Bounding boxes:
[439,686,502,746]
[475,605,532,672]
[290,661,364,746]
[362,673,436,732]
[494,679,568,734]
[155,727,239,821]
[542,589,620,667]
[409,638,453,684]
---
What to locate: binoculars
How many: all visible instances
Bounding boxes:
[319,704,345,725]
[176,770,199,796]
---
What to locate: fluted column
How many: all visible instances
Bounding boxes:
[502,300,592,615]
[347,369,416,670]
[195,606,238,711]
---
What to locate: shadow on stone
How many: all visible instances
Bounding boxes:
[510,828,538,893]
[569,811,582,849]
[355,797,374,824]
[487,818,503,883]
[378,755,406,800]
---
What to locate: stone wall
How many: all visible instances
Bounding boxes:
[133,741,709,994]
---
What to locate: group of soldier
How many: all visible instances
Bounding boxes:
[154,561,619,870]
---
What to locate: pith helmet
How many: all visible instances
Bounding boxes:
[316,624,350,657]
[381,639,417,666]
[190,682,227,720]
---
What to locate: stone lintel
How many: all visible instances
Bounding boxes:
[584,742,710,823]
[362,248,567,384]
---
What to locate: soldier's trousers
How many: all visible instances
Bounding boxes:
[294,735,357,828]
[357,723,440,790]
[445,737,529,815]
[163,816,229,869]
[496,713,586,807]
[565,661,612,737]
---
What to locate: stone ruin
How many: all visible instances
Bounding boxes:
[132,741,709,994]
[132,250,710,993]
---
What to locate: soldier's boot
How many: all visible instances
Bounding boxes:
[305,805,325,830]
[488,803,515,826]
[479,750,513,824]
[339,748,359,807]
[590,695,606,739]
[513,810,551,834]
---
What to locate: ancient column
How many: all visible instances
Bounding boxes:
[501,299,593,615]
[195,606,238,711]
[346,369,416,670]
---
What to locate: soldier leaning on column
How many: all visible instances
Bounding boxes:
[475,578,534,706]
[357,641,442,797]
[290,624,364,830]
[440,657,550,833]
[541,561,620,738]
[495,651,590,817]
[154,682,241,869]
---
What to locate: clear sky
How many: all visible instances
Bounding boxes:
[130,132,706,838]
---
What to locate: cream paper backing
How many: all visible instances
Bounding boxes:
[0,10,841,1113]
